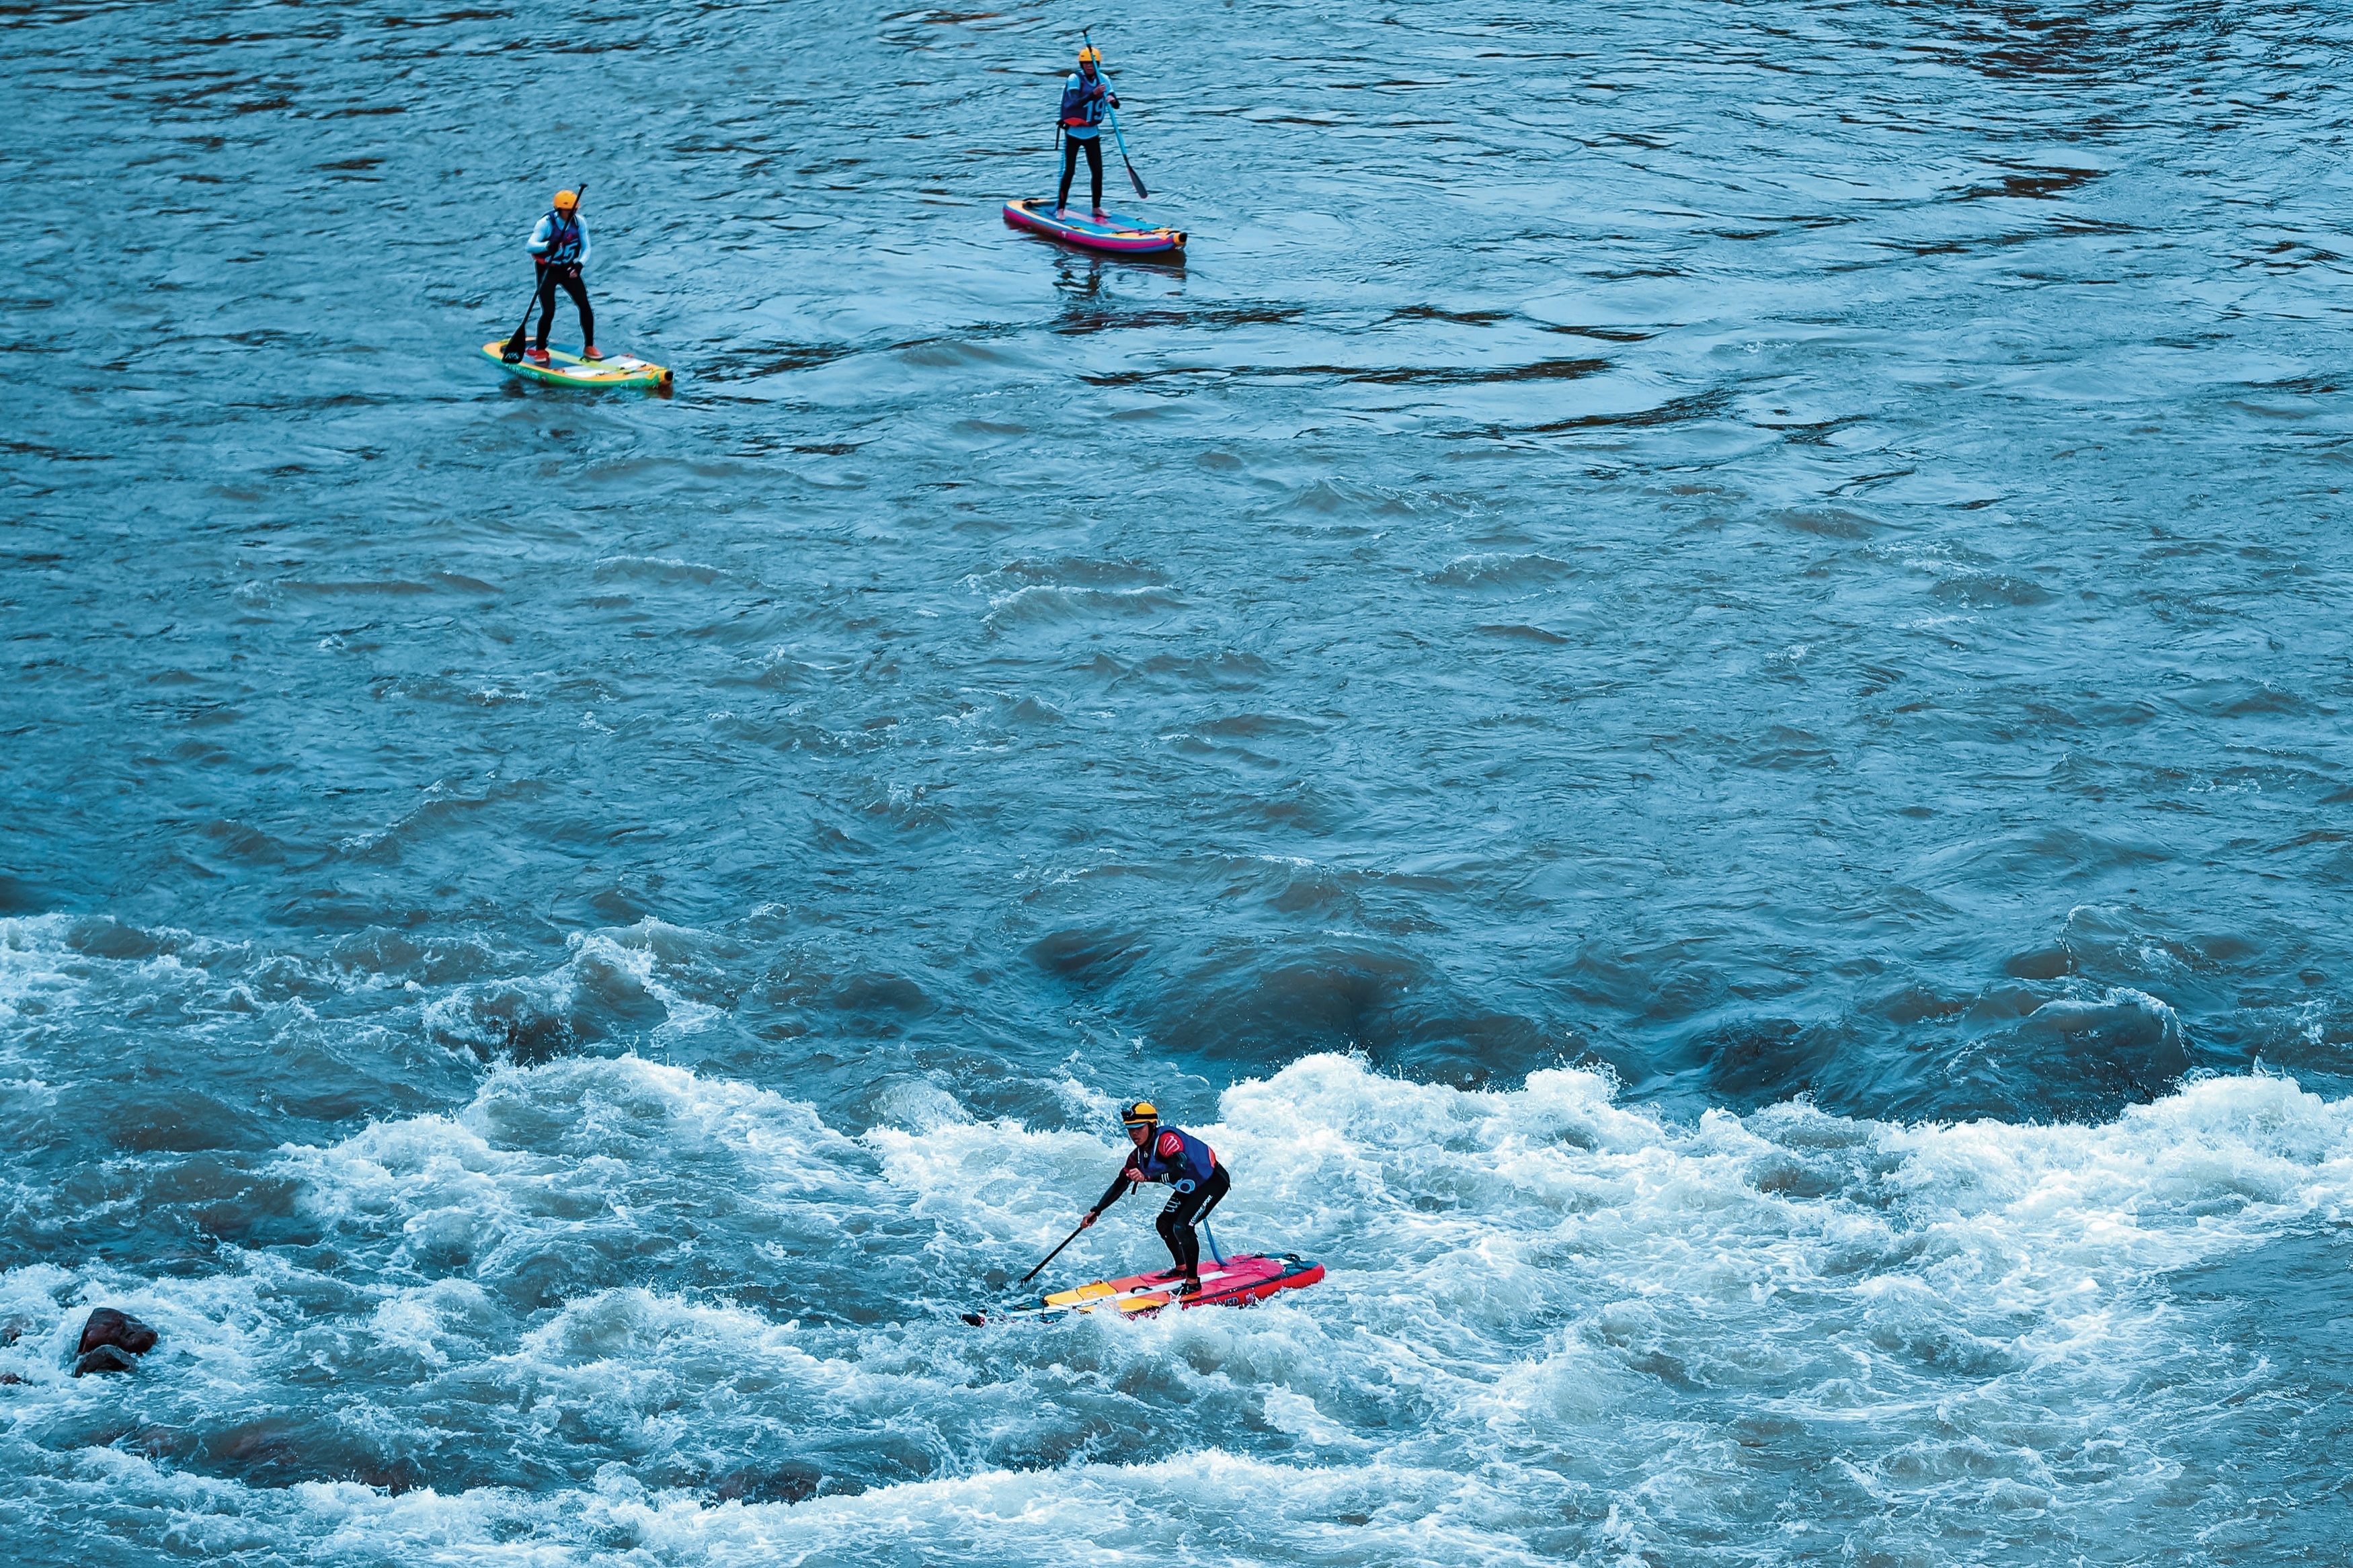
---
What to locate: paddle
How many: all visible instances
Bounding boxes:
[959,1217,1094,1325]
[1021,1218,1090,1285]
[1082,28,1150,200]
[501,182,586,362]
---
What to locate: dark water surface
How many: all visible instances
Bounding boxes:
[5,0,2352,1562]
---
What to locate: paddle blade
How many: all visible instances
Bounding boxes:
[1124,157,1148,200]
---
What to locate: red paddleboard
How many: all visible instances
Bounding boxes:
[1002,198,1185,256]
[965,1253,1323,1325]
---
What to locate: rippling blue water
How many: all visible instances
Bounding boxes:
[5,0,2350,1563]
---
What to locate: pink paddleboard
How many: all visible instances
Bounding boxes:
[967,1253,1323,1325]
[1003,198,1185,256]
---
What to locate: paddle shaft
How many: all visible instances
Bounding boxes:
[1020,1219,1088,1284]
[1080,29,1149,199]
[502,182,587,360]
[1103,101,1148,200]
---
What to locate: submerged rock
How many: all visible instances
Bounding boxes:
[711,1460,826,1504]
[73,1344,141,1378]
[78,1308,159,1358]
[2019,989,2181,1050]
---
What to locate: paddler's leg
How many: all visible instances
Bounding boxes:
[1183,1166,1228,1284]
[1160,1208,1200,1284]
[1154,1190,1191,1276]
[555,265,596,357]
[1084,137,1104,216]
[1056,134,1081,214]
[528,262,560,363]
[1195,1163,1231,1223]
[1157,1175,1220,1290]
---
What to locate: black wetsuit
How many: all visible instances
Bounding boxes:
[1092,1124,1230,1280]
[534,263,593,352]
[1058,135,1104,213]
[529,208,593,351]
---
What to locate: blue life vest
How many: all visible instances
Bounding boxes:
[1059,72,1107,135]
[543,210,584,265]
[1133,1126,1217,1190]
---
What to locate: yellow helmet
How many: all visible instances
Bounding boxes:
[1121,1101,1158,1128]
[552,189,579,211]
[1077,45,1101,67]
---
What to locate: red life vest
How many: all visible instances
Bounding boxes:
[1129,1126,1217,1188]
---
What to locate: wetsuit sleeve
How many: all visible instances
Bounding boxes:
[1092,1165,1138,1215]
[575,220,590,271]
[527,215,553,257]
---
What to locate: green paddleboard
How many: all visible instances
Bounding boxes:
[481,341,672,390]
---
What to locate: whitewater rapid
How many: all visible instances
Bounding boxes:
[5,909,2346,1565]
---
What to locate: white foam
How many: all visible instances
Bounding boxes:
[9,1052,2344,1565]
[0,915,81,1015]
[278,1055,873,1275]
[419,919,734,1051]
[268,1448,1559,1566]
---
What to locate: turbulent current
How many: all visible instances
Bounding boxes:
[5,0,2352,1563]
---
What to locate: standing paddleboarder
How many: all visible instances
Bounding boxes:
[1055,45,1119,217]
[524,189,598,364]
[1078,1102,1230,1296]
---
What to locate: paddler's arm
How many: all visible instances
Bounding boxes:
[1081,1162,1142,1225]
[527,214,554,261]
[573,219,590,273]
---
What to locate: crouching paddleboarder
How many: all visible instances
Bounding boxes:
[1079,1102,1230,1295]
[524,188,597,363]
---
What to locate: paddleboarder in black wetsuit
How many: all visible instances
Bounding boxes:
[1079,1101,1230,1295]
[1055,45,1119,217]
[524,189,598,364]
